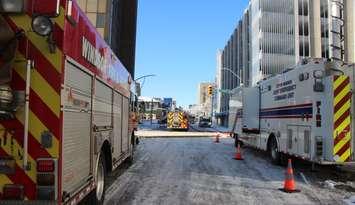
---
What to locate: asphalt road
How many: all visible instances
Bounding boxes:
[104,137,353,205]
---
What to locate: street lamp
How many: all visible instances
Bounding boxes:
[135,74,156,82]
[216,67,244,128]
[134,74,156,96]
[221,67,243,87]
[218,67,244,95]
[134,74,156,124]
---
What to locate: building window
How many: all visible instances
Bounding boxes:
[77,0,87,11]
[86,0,98,12]
[96,13,106,28]
[98,0,107,13]
[86,12,97,26]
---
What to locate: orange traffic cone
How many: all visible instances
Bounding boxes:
[234,143,243,160]
[214,133,220,143]
[280,159,300,193]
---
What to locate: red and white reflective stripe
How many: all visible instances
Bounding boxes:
[67,182,96,205]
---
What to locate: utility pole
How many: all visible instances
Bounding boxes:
[150,98,153,125]
[207,84,214,123]
[211,92,213,125]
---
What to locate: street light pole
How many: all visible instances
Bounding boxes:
[221,67,243,85]
[135,74,156,92]
[211,88,214,121]
[135,74,156,82]
[150,98,153,125]
[218,67,244,128]
[134,74,156,125]
[218,67,244,94]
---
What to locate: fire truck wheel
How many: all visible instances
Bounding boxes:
[127,149,134,165]
[127,140,134,165]
[91,153,106,205]
[269,138,281,165]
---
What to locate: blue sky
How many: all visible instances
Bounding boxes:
[135,0,249,107]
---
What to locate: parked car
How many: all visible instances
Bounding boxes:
[198,117,212,127]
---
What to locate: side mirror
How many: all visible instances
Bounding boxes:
[33,0,59,17]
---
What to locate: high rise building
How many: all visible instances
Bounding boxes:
[77,0,138,78]
[250,0,296,85]
[250,0,354,85]
[215,7,250,126]
[216,0,355,127]
[109,0,138,79]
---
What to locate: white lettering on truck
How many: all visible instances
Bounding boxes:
[81,37,126,85]
[82,37,107,72]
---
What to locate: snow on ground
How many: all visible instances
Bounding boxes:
[104,137,353,205]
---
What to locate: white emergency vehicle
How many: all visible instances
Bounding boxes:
[233,59,354,165]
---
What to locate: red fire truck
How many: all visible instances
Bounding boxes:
[0,0,137,204]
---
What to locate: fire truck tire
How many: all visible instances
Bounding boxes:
[269,137,281,165]
[131,134,136,148]
[127,135,135,164]
[90,153,106,205]
[127,148,134,165]
[131,133,139,147]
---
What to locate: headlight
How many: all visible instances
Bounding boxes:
[0,0,24,13]
[31,16,53,36]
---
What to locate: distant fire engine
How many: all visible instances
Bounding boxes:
[0,0,137,204]
[232,59,354,165]
[167,111,189,131]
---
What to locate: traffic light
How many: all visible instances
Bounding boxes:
[207,85,213,96]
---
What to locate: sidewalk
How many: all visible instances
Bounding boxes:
[212,125,231,133]
[190,123,231,134]
[138,120,165,131]
[136,130,217,138]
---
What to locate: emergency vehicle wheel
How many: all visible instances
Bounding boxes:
[127,136,135,165]
[91,153,106,205]
[270,138,280,165]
